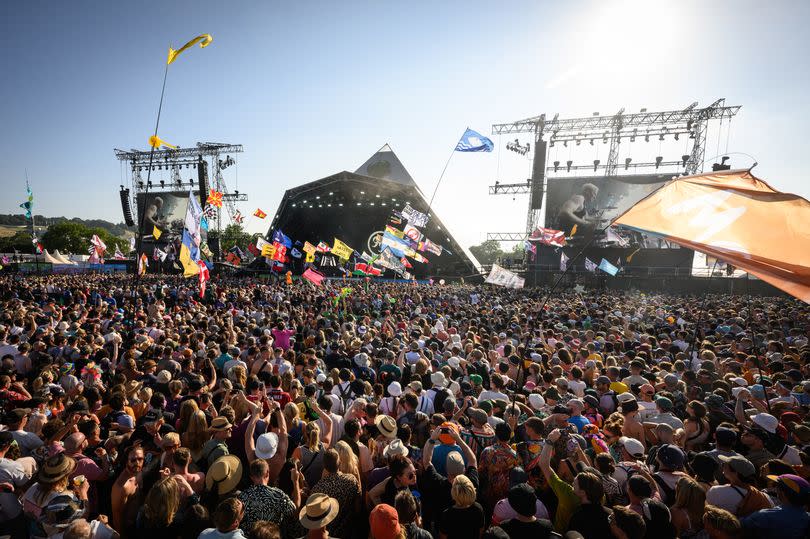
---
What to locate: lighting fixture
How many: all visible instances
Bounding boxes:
[681,154,689,167]
[553,160,560,172]
[566,160,573,172]
[593,159,600,172]
[563,140,568,147]
[655,156,663,169]
[645,134,650,142]
[674,133,679,141]
[659,133,665,141]
[625,157,632,170]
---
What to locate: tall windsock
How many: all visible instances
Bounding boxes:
[614,169,810,303]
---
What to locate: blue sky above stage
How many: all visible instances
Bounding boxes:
[2,0,810,249]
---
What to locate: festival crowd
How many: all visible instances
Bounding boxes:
[0,273,808,539]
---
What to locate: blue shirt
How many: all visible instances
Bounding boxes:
[568,415,591,434]
[742,505,810,539]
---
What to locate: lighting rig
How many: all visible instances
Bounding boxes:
[487,99,741,242]
[505,138,531,156]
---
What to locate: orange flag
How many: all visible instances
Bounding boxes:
[253,208,267,219]
[614,169,810,302]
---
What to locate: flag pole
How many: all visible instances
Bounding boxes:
[134,61,170,280]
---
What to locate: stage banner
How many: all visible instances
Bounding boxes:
[331,238,353,260]
[485,264,525,289]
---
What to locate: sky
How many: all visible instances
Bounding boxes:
[1,0,809,250]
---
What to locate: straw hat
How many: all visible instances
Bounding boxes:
[209,416,233,432]
[375,415,397,439]
[205,455,243,495]
[299,493,339,530]
[38,454,77,484]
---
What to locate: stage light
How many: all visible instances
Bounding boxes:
[566,160,573,172]
[563,140,568,147]
[302,199,307,203]
[148,181,153,187]
[138,181,145,188]
[674,133,679,141]
[309,205,313,208]
[292,203,296,207]
[381,202,386,206]
[712,156,731,171]
[339,203,343,206]
[553,160,560,172]
[589,139,594,146]
[576,138,581,146]
[318,204,322,208]
[603,132,609,144]
[630,129,637,142]
[645,134,650,142]
[659,133,665,141]
[655,156,663,169]
[549,140,554,147]
[356,202,361,206]
[689,131,696,139]
[391,198,397,201]
[159,180,165,188]
[593,111,600,116]
[327,204,332,207]
[686,120,693,130]
[360,191,365,194]
[625,157,632,170]
[369,202,375,206]
[681,154,690,167]
[316,196,320,199]
[593,159,600,171]
[329,192,334,195]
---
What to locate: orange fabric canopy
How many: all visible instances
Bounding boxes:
[615,169,810,303]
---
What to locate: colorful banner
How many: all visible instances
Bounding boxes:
[401,204,429,227]
[331,238,353,260]
[485,264,524,288]
[303,241,317,255]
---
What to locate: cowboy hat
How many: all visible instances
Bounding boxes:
[375,415,397,439]
[205,455,243,495]
[383,438,409,459]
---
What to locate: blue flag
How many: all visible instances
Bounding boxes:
[598,258,619,276]
[272,230,292,248]
[291,248,302,258]
[455,128,494,152]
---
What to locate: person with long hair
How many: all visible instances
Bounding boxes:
[292,421,325,489]
[176,398,200,433]
[135,475,189,538]
[670,476,707,539]
[182,410,209,463]
[334,440,361,487]
[682,401,710,451]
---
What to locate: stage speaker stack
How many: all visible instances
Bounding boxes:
[197,157,209,205]
[119,187,135,227]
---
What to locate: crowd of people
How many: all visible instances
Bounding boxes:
[0,272,808,539]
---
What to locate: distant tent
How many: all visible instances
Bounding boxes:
[42,250,63,265]
[53,250,76,265]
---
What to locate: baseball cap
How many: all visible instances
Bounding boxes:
[446,451,465,476]
[618,436,645,459]
[369,504,401,539]
[766,474,810,497]
[656,444,685,470]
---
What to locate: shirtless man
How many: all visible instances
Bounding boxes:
[111,445,144,535]
[172,447,205,494]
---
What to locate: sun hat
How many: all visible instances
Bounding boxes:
[299,493,339,530]
[125,380,143,396]
[445,451,465,476]
[656,444,685,470]
[369,504,401,539]
[205,455,243,495]
[383,438,409,459]
[375,415,397,439]
[430,371,447,388]
[254,432,279,459]
[387,381,402,397]
[209,416,233,432]
[156,370,172,384]
[407,380,423,393]
[38,453,77,484]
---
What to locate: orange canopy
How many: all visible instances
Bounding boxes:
[614,169,810,303]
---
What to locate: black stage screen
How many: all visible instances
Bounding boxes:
[136,191,198,248]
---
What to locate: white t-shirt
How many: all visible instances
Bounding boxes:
[568,380,586,397]
[706,485,753,515]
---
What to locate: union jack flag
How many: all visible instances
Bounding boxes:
[529,226,566,248]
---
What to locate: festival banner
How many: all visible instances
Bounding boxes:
[401,204,429,227]
[385,225,405,239]
[253,208,267,219]
[529,226,566,248]
[485,264,524,288]
[303,267,325,286]
[316,241,331,253]
[305,252,315,263]
[303,241,317,255]
[418,238,443,256]
[403,224,424,243]
[560,252,569,272]
[261,244,276,258]
[584,258,597,272]
[598,258,620,276]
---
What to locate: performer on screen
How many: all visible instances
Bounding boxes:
[555,183,601,233]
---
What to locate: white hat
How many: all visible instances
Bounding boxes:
[616,392,637,404]
[528,393,546,411]
[387,382,402,397]
[353,353,370,368]
[316,373,327,384]
[383,438,409,459]
[732,377,748,387]
[156,370,172,384]
[254,432,279,459]
[618,436,645,459]
[731,386,747,399]
[448,357,461,369]
[752,413,778,434]
[431,371,447,388]
[448,380,461,397]
[451,335,461,344]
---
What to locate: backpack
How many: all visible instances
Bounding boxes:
[652,473,677,506]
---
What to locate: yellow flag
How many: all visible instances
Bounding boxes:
[261,244,276,258]
[167,34,213,65]
[303,241,316,255]
[305,252,315,263]
[626,247,641,263]
[331,238,353,260]
[570,224,578,237]
[149,135,177,149]
[152,226,162,240]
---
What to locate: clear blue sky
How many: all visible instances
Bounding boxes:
[2,0,809,248]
